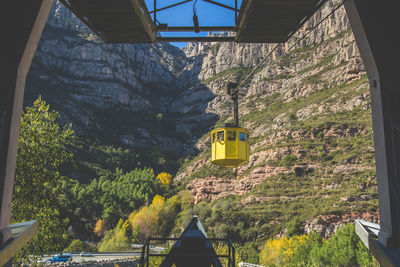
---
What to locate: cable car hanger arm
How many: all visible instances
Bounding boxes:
[149,0,239,13]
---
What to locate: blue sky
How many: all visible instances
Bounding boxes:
[144,0,243,48]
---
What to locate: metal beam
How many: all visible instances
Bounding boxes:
[149,0,193,14]
[355,220,400,267]
[156,36,236,42]
[202,0,238,11]
[129,0,157,42]
[235,0,253,42]
[157,26,235,32]
[235,0,237,26]
[0,221,38,266]
[59,0,107,41]
[154,0,156,24]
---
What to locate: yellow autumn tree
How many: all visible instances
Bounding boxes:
[129,195,166,242]
[128,195,179,243]
[260,237,289,266]
[156,172,172,186]
[94,219,106,237]
[99,194,179,250]
[259,235,309,267]
[98,219,131,252]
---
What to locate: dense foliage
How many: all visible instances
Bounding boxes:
[259,224,378,267]
[57,167,163,239]
[98,195,180,251]
[13,98,169,262]
[12,97,74,264]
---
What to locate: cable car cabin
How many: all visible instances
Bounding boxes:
[211,127,249,168]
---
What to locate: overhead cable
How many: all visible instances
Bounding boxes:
[230,0,349,96]
[149,44,184,77]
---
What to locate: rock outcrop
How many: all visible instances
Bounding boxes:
[26,1,188,153]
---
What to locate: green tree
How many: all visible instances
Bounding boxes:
[64,239,85,253]
[178,190,195,210]
[236,242,260,264]
[309,224,378,266]
[12,97,74,264]
[55,167,163,242]
[290,231,322,266]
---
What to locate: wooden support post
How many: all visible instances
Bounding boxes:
[344,0,400,249]
[0,0,53,255]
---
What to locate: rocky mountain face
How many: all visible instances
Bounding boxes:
[26,2,188,152]
[25,0,378,237]
[25,1,198,179]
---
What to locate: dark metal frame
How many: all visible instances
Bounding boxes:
[150,0,239,34]
[59,0,106,41]
[140,237,236,267]
[355,220,400,266]
[227,82,239,127]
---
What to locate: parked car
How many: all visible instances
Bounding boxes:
[80,251,93,257]
[49,253,73,262]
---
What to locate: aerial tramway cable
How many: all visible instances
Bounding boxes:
[230,0,349,97]
[149,0,348,86]
[149,44,185,77]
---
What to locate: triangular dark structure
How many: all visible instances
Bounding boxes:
[160,216,223,267]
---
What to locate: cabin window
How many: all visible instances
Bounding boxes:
[227,131,236,141]
[239,132,246,141]
[212,133,216,143]
[217,131,224,142]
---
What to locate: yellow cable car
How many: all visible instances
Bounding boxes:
[211,127,249,167]
[211,82,250,168]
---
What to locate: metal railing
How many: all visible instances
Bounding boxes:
[140,237,235,267]
[238,262,265,267]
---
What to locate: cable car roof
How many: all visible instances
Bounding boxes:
[59,0,327,43]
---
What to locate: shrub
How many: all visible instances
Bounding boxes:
[280,155,297,167]
[285,217,304,237]
[236,242,260,264]
[64,239,85,253]
[309,224,378,266]
[98,219,131,252]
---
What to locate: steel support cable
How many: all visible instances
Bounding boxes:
[149,0,347,83]
[230,0,348,96]
[149,44,185,77]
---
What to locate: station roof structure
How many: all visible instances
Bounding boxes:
[160,216,223,267]
[59,0,327,43]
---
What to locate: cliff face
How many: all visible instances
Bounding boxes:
[175,1,365,182]
[26,0,378,235]
[26,2,188,154]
